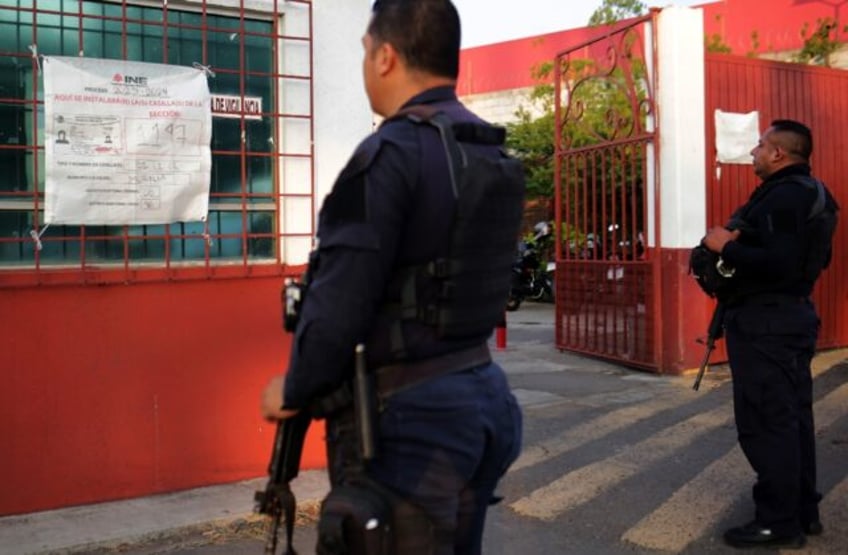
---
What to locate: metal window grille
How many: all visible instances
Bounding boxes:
[0,0,314,286]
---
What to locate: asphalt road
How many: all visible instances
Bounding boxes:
[112,302,848,555]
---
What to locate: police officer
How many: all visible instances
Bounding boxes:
[703,119,838,549]
[261,1,523,554]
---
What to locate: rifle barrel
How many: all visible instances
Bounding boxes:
[693,302,724,391]
[692,340,714,391]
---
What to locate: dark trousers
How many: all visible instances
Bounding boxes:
[325,361,522,555]
[724,300,821,535]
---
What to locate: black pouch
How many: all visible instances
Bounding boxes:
[317,481,393,555]
[316,478,437,555]
[689,243,735,300]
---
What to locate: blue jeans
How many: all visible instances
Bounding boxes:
[342,360,522,555]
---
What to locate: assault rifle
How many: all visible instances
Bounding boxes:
[255,344,375,554]
[254,409,311,555]
[692,302,725,391]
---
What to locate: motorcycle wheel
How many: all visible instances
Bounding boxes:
[528,282,545,301]
[542,274,555,303]
[505,296,521,311]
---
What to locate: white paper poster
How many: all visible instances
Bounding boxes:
[43,57,212,225]
[714,109,759,165]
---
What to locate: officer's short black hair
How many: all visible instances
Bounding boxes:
[369,0,461,80]
[770,119,813,160]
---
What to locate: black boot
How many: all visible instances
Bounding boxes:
[802,520,823,536]
[723,521,806,549]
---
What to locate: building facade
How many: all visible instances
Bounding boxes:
[2,0,845,516]
[0,0,371,516]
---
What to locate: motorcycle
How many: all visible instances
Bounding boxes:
[506,221,555,311]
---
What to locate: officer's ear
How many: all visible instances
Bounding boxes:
[769,131,803,164]
[772,144,789,163]
[373,41,399,78]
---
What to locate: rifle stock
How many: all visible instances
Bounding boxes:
[693,302,725,391]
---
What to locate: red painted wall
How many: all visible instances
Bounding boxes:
[0,276,325,516]
[458,27,605,96]
[658,248,726,373]
[702,0,837,55]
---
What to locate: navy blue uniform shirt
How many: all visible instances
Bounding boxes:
[283,87,502,408]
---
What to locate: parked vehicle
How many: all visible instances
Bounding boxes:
[506,221,555,311]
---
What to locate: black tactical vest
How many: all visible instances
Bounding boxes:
[689,174,837,301]
[379,106,526,356]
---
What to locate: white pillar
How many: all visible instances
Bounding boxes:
[281,1,373,265]
[653,6,713,373]
[656,6,706,249]
[311,0,373,216]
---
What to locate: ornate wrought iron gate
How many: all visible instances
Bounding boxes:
[553,15,662,370]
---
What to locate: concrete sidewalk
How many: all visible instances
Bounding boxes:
[0,471,330,555]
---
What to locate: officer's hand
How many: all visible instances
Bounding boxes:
[260,375,300,421]
[703,227,741,253]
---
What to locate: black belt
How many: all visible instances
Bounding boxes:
[737,293,808,306]
[375,343,491,399]
[311,344,492,418]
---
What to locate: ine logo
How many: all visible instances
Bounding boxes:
[112,73,149,86]
[110,73,167,97]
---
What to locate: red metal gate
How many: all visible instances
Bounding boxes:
[553,15,661,370]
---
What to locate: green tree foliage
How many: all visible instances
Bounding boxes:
[505,106,555,199]
[506,55,647,193]
[589,0,647,26]
[747,30,760,57]
[706,33,732,54]
[794,17,847,66]
[503,62,556,199]
[705,14,732,54]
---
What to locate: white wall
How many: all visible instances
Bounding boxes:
[279,1,373,264]
[311,0,373,224]
[461,87,537,125]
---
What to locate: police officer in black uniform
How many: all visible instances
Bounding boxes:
[261,1,524,554]
[703,119,838,550]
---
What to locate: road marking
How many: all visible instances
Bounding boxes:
[510,403,732,520]
[511,388,567,409]
[510,391,695,472]
[621,381,848,552]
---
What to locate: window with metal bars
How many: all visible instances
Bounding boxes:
[0,0,310,280]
